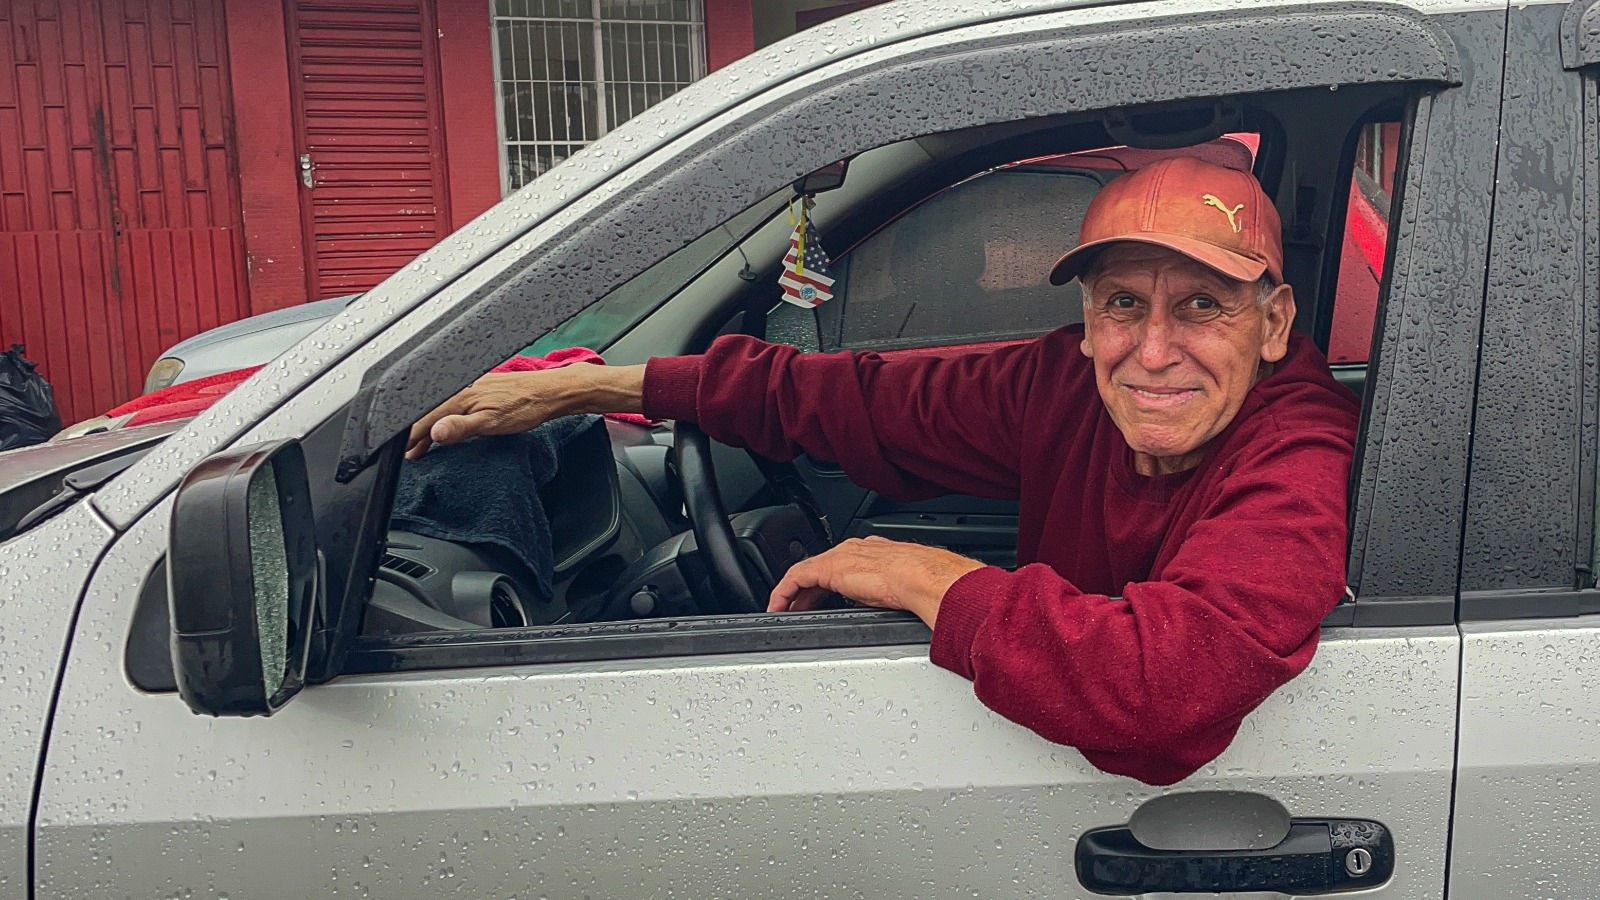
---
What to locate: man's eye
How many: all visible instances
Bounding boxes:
[1108,295,1139,310]
[1180,295,1224,319]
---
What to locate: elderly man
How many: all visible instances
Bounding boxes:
[407,156,1359,785]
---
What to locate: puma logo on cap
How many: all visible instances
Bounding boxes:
[1202,194,1245,233]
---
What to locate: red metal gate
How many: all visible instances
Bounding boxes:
[0,0,246,424]
[286,0,450,299]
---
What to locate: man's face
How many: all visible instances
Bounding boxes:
[1080,243,1295,476]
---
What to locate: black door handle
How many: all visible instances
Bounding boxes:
[1075,818,1392,895]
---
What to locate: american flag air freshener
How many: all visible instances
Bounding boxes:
[779,196,835,308]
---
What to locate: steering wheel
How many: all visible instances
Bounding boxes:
[672,421,831,614]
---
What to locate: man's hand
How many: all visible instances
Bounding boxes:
[768,536,985,629]
[405,363,645,460]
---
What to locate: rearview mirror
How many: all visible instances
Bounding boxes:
[793,158,849,195]
[168,439,321,716]
[1103,100,1243,150]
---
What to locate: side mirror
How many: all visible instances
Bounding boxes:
[168,439,321,716]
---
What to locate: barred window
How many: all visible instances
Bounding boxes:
[492,0,706,193]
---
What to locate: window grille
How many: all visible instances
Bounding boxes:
[492,0,706,193]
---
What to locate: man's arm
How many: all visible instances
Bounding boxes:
[409,333,1046,502]
[405,363,644,459]
[643,334,1048,501]
[925,426,1353,785]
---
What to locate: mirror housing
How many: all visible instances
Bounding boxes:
[168,439,321,716]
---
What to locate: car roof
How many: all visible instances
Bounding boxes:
[159,294,360,359]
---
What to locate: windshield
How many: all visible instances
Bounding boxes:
[523,186,793,357]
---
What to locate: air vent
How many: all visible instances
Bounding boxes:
[380,553,434,580]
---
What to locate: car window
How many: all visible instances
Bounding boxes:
[819,167,1099,351]
[351,117,1411,639]
[522,185,792,357]
[1328,121,1399,365]
[124,95,1437,690]
[327,101,1424,664]
[774,125,1394,380]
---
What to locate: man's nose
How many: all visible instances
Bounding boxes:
[1134,309,1182,369]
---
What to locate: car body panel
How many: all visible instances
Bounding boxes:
[0,503,113,900]
[1451,621,1600,897]
[0,420,180,495]
[36,506,1461,897]
[1461,0,1589,592]
[1444,4,1600,896]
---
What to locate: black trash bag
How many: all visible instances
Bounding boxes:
[0,344,62,451]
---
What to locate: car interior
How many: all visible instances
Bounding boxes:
[348,85,1406,640]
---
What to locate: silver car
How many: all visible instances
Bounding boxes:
[141,294,360,393]
[0,0,1590,896]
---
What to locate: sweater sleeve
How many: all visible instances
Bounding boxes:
[928,417,1354,785]
[642,334,1048,501]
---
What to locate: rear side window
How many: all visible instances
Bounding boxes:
[1328,121,1399,365]
[819,168,1100,351]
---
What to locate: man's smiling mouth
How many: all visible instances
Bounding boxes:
[1124,384,1201,407]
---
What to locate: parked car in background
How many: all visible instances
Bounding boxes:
[0,0,1593,896]
[140,294,360,393]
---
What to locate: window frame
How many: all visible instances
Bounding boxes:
[325,99,1443,677]
[306,5,1469,677]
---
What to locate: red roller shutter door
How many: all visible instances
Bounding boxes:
[0,0,247,423]
[286,0,451,299]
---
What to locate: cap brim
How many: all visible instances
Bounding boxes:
[1048,234,1271,286]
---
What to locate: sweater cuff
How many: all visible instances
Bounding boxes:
[641,354,705,423]
[929,566,1008,680]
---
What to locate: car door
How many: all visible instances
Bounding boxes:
[1447,2,1600,894]
[33,1,1500,896]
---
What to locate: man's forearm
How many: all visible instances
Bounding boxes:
[558,362,646,417]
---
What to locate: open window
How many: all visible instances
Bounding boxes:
[125,1,1462,688]
[336,95,1416,660]
[127,100,1421,691]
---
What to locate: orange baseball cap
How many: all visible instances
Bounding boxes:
[1048,155,1283,286]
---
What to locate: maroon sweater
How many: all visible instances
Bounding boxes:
[643,325,1359,785]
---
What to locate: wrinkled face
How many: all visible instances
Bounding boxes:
[1081,244,1294,476]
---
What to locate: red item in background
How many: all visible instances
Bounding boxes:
[107,347,655,428]
[109,366,265,426]
[489,348,655,426]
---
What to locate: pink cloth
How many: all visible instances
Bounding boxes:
[489,349,655,426]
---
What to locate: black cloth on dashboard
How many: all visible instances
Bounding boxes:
[391,414,600,605]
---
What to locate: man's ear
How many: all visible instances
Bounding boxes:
[1259,283,1295,363]
[1079,296,1096,358]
